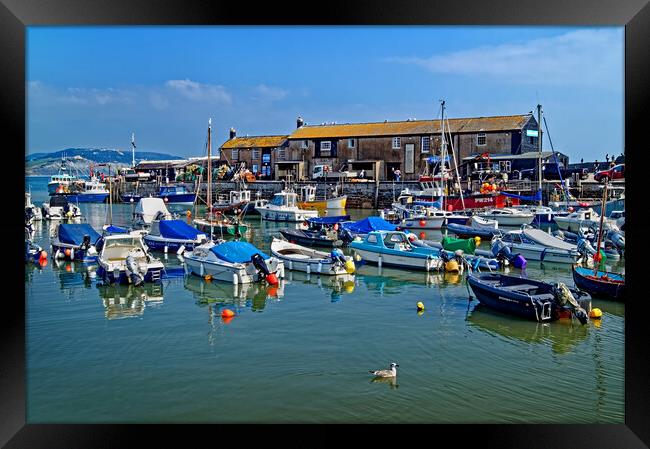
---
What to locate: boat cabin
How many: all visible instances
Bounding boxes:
[364,231,413,251]
[300,185,317,202]
[230,190,251,204]
[100,235,149,262]
[270,191,299,208]
[159,185,190,195]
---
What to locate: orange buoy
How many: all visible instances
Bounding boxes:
[64,248,71,257]
[204,274,213,281]
[222,315,235,325]
[267,286,279,298]
[419,232,426,239]
[266,273,279,286]
[419,219,426,227]
[39,250,48,261]
[221,309,235,318]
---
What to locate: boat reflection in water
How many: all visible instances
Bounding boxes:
[467,304,590,355]
[52,259,96,294]
[96,282,164,320]
[285,270,355,302]
[183,275,285,313]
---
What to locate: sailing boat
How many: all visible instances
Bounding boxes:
[192,119,248,237]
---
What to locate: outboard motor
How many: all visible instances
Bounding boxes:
[607,230,625,250]
[491,238,526,269]
[339,228,354,244]
[251,253,278,285]
[577,238,597,257]
[81,234,91,250]
[552,283,589,325]
[125,252,145,286]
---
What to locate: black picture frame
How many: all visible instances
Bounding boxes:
[4,0,649,447]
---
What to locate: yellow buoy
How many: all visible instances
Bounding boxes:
[589,308,603,319]
[445,260,460,273]
[343,281,355,294]
[474,236,481,246]
[204,274,213,281]
[417,301,425,311]
[344,260,356,274]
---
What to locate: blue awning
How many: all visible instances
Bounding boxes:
[57,223,101,246]
[341,216,396,234]
[158,220,203,240]
[209,241,270,263]
[307,215,351,225]
[104,225,129,234]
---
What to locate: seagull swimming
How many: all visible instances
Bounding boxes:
[369,362,399,378]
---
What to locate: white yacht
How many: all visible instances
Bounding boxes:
[552,208,619,232]
[476,207,535,227]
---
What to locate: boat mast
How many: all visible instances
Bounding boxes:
[440,100,446,211]
[207,118,213,239]
[537,104,543,206]
[593,181,608,274]
[131,132,136,168]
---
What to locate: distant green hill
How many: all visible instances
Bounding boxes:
[25,148,184,176]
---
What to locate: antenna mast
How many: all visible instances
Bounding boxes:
[131,132,136,168]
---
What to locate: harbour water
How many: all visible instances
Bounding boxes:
[26,176,624,423]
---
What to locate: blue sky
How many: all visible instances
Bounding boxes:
[27,26,624,162]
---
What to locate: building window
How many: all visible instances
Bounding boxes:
[320,141,332,157]
[477,133,486,146]
[277,148,286,160]
[262,153,271,163]
[500,161,511,173]
[392,137,401,149]
[252,148,261,160]
[301,140,308,149]
[231,149,239,160]
[252,164,259,173]
[348,138,356,148]
[421,136,430,153]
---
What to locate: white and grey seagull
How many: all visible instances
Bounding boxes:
[369,362,399,378]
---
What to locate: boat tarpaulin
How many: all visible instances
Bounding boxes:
[501,190,542,202]
[57,223,101,246]
[104,225,129,234]
[307,215,351,225]
[135,198,171,224]
[210,241,270,263]
[342,216,396,234]
[158,220,203,240]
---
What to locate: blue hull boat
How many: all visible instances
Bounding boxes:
[51,223,102,263]
[572,265,625,300]
[468,272,591,323]
[143,219,208,252]
[280,228,343,248]
[157,186,195,205]
[446,223,501,239]
[65,193,109,203]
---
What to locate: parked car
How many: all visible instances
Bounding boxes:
[594,164,625,183]
[519,162,588,181]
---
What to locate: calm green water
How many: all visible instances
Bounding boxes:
[25,177,624,423]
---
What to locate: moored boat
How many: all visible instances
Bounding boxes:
[183,240,285,284]
[467,272,590,323]
[476,208,535,227]
[256,190,319,222]
[51,223,101,263]
[133,197,173,228]
[491,230,580,264]
[553,208,618,232]
[143,219,208,253]
[96,234,165,286]
[572,265,625,301]
[25,192,43,221]
[42,195,82,220]
[157,185,195,205]
[270,238,355,275]
[279,228,343,248]
[298,184,347,211]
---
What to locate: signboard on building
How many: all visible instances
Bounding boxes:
[526,129,539,137]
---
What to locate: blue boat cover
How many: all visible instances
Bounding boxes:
[58,223,101,246]
[341,216,396,233]
[413,200,442,208]
[209,241,270,263]
[104,225,129,234]
[501,190,542,202]
[158,220,203,240]
[307,215,351,224]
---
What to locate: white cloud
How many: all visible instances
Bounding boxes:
[28,82,135,105]
[253,84,288,102]
[387,29,623,88]
[165,79,232,104]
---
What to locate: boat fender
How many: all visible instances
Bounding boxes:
[540,248,547,262]
[512,255,527,269]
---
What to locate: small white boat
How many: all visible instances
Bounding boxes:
[510,205,555,224]
[470,215,498,230]
[476,208,535,227]
[270,238,355,275]
[552,208,618,232]
[133,197,173,228]
[256,190,318,222]
[42,195,82,220]
[493,230,580,264]
[399,206,459,230]
[96,234,165,286]
[184,240,285,284]
[25,191,43,220]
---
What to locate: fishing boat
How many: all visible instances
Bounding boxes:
[183,240,285,284]
[66,175,110,203]
[47,157,78,195]
[552,208,618,232]
[349,230,444,271]
[157,185,195,205]
[240,192,267,215]
[467,272,591,323]
[143,219,208,253]
[256,189,319,222]
[476,208,535,227]
[212,189,251,213]
[133,197,173,228]
[572,265,625,301]
[51,223,101,263]
[96,234,165,286]
[398,206,450,230]
[270,238,355,275]
[41,195,82,220]
[25,191,43,221]
[297,184,347,211]
[491,229,580,264]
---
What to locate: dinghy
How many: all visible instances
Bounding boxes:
[467,272,591,323]
[183,240,285,284]
[270,238,355,275]
[572,265,625,301]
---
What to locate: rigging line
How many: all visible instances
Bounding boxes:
[444,114,465,210]
[543,116,570,210]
